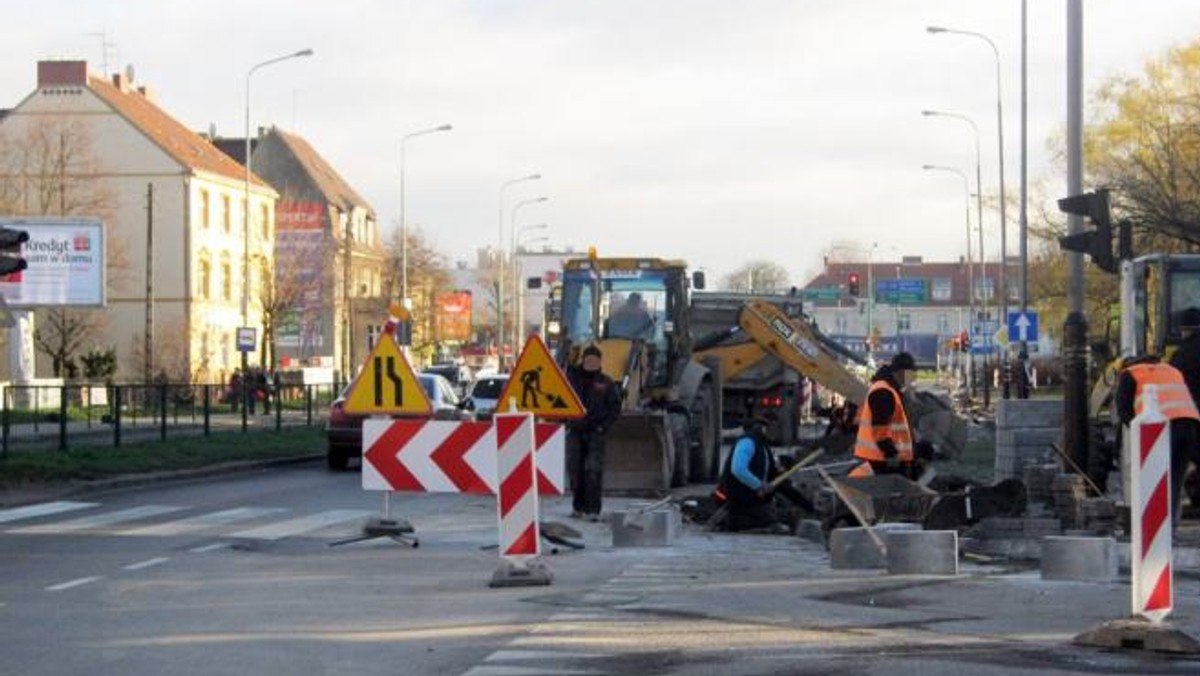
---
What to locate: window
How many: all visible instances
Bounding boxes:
[199,258,211,298]
[931,277,952,302]
[222,195,231,233]
[200,190,210,229]
[221,258,232,301]
[260,204,271,240]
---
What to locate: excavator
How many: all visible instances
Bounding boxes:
[554,253,966,492]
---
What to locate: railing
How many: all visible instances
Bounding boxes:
[0,378,341,457]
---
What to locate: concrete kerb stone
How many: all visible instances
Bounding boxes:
[608,505,682,547]
[887,530,959,575]
[1041,535,1119,581]
[830,523,921,570]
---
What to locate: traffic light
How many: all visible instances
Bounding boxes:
[1058,189,1116,273]
[0,226,29,277]
[847,272,861,297]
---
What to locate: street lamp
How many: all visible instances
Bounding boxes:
[927,25,1010,395]
[867,242,878,364]
[497,174,540,368]
[241,47,312,426]
[923,163,979,402]
[921,109,984,308]
[400,124,452,307]
[503,196,548,368]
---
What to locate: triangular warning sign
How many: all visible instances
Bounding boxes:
[342,331,432,415]
[496,335,585,420]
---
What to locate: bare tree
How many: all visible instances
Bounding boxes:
[720,259,791,293]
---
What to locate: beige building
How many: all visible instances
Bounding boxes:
[0,60,278,382]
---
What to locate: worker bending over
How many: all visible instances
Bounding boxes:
[718,413,814,533]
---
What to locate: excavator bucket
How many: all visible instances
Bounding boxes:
[602,410,676,494]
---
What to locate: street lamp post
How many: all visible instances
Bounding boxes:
[497,174,540,369]
[400,124,452,307]
[242,48,312,426]
[923,164,979,403]
[928,25,1010,396]
[867,242,877,364]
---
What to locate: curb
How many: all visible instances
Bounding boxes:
[0,452,325,508]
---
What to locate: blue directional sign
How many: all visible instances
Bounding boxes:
[1008,311,1039,343]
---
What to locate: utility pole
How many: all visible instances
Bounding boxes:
[144,183,154,382]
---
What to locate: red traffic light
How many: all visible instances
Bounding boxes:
[847,272,861,297]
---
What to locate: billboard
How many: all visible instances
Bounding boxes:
[434,290,473,342]
[0,217,105,307]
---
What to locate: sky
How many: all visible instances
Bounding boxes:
[3,1,1199,286]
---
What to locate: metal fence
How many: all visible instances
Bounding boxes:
[0,379,342,456]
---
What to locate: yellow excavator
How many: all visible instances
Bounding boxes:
[554,254,934,491]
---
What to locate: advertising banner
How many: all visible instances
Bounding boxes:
[0,217,105,307]
[434,290,473,342]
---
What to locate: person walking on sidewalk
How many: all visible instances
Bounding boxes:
[718,412,815,533]
[566,344,622,521]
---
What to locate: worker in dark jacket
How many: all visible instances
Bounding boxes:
[1118,353,1200,521]
[718,413,814,533]
[566,344,622,521]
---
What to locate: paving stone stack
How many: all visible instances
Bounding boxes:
[1022,463,1059,507]
[994,399,1063,481]
[1052,473,1089,529]
[961,515,1064,560]
[1080,497,1119,535]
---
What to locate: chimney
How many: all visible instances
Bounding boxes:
[111,72,132,93]
[137,85,155,103]
[37,60,87,87]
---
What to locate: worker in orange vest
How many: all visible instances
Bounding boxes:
[1115,354,1200,521]
[850,352,927,479]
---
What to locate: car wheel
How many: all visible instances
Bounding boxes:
[326,448,349,471]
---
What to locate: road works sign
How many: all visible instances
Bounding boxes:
[361,418,565,495]
[496,335,585,420]
[342,332,431,415]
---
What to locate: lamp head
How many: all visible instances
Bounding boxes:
[294,48,315,57]
[926,26,946,34]
[436,124,453,131]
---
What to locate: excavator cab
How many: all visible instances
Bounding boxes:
[1119,254,1200,359]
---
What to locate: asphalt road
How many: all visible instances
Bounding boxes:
[3,462,1200,675]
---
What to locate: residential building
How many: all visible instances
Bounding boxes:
[0,60,278,383]
[214,127,385,376]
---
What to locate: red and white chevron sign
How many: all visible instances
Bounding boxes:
[496,412,540,559]
[1130,386,1173,623]
[362,419,564,495]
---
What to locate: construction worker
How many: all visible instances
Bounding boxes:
[566,344,622,521]
[717,412,814,533]
[606,291,654,340]
[852,352,919,479]
[1116,353,1200,522]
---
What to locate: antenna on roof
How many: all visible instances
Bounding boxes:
[125,63,135,84]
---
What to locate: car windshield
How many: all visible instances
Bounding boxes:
[472,377,506,399]
[420,377,438,400]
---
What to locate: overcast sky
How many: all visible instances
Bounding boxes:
[3,1,1199,285]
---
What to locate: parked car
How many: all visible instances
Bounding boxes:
[422,363,472,398]
[326,373,469,470]
[462,373,510,420]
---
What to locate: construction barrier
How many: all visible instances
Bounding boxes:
[1130,385,1173,623]
[494,412,540,560]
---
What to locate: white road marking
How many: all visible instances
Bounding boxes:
[228,509,373,541]
[485,650,604,661]
[122,557,170,571]
[119,507,287,536]
[189,543,230,553]
[9,505,184,534]
[0,501,98,524]
[45,576,101,592]
[462,666,601,676]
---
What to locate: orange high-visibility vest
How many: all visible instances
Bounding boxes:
[1127,362,1200,422]
[848,461,875,478]
[854,380,913,463]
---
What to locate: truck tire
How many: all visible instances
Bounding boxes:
[669,410,691,488]
[326,448,349,471]
[689,387,718,483]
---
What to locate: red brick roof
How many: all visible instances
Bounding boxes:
[86,74,271,189]
[272,129,373,216]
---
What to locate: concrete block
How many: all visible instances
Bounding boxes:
[609,506,681,547]
[830,523,920,570]
[1041,536,1118,581]
[794,519,826,547]
[887,530,959,575]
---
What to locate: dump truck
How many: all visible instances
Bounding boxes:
[554,255,882,492]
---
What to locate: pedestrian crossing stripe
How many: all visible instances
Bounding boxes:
[495,335,585,420]
[0,501,97,523]
[342,330,432,415]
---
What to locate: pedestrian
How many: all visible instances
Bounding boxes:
[851,351,929,479]
[565,344,622,521]
[717,412,815,533]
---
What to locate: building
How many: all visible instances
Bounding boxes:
[215,127,386,377]
[800,256,1048,366]
[0,60,278,383]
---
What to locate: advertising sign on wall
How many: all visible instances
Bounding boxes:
[434,290,473,342]
[0,217,105,307]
